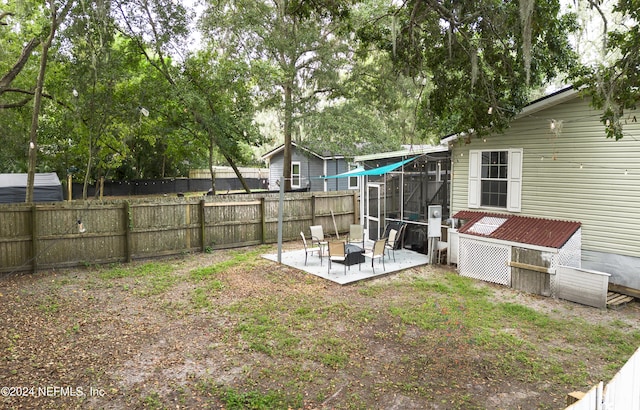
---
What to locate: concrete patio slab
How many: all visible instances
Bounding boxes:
[262,245,430,285]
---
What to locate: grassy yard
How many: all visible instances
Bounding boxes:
[1,244,639,409]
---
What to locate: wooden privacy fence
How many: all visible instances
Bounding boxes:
[0,191,358,273]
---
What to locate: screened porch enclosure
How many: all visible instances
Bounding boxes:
[362,153,451,253]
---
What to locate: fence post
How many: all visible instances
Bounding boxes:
[200,199,206,252]
[260,197,266,244]
[353,190,358,223]
[67,174,72,201]
[311,194,316,226]
[31,204,38,273]
[185,201,191,251]
[124,201,132,263]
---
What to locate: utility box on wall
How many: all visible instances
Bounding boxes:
[428,205,442,238]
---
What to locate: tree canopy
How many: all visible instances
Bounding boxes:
[0,0,637,200]
[571,0,640,140]
[359,0,579,138]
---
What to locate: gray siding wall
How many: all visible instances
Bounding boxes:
[268,148,351,192]
[305,153,325,192]
[450,95,640,288]
[324,159,351,191]
[268,155,285,191]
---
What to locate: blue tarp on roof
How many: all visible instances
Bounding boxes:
[323,157,418,178]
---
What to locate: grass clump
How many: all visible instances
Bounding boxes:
[190,248,264,281]
[194,376,302,409]
[314,336,349,369]
[191,287,213,310]
[99,262,173,280]
[235,312,300,356]
[222,389,288,409]
[98,262,178,296]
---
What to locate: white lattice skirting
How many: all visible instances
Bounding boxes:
[458,237,511,286]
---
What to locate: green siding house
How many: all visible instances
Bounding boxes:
[449,87,640,294]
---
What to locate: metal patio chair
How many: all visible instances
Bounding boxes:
[300,232,321,266]
[347,224,365,248]
[327,241,347,275]
[310,225,328,257]
[385,229,398,262]
[363,239,386,274]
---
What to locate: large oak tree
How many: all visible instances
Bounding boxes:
[200,0,355,190]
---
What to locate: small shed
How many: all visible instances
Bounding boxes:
[0,173,63,203]
[452,210,584,299]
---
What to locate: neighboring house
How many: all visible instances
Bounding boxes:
[448,86,640,294]
[261,142,356,192]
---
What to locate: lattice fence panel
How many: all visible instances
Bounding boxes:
[551,229,582,298]
[557,229,582,268]
[458,237,511,286]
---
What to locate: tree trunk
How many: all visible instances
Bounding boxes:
[208,137,216,195]
[221,151,251,193]
[82,135,93,200]
[26,1,58,202]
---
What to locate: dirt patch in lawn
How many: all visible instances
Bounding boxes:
[1,243,639,410]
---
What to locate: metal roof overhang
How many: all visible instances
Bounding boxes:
[354,144,448,162]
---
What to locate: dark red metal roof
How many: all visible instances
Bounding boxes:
[452,210,581,249]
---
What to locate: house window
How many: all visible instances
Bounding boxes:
[481,151,508,207]
[348,164,359,189]
[291,161,301,188]
[468,149,522,212]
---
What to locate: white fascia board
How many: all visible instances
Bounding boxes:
[516,88,580,119]
[354,144,449,162]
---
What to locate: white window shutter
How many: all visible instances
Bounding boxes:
[507,148,523,212]
[468,150,480,208]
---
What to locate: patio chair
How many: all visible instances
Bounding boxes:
[385,229,398,262]
[327,241,348,275]
[347,224,365,248]
[310,225,328,257]
[300,232,321,266]
[363,239,386,274]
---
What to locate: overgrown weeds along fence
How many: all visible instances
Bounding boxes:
[0,191,358,273]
